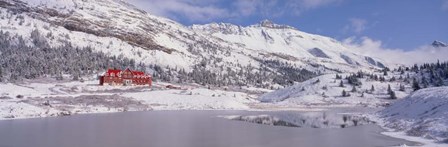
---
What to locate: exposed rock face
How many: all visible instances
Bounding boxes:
[257,19,295,29]
[308,48,331,59]
[432,40,447,48]
[1,0,176,53]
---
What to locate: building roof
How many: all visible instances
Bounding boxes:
[131,71,143,75]
[106,69,122,77]
[104,68,151,78]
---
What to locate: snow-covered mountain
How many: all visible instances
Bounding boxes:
[0,0,386,86]
[191,20,387,69]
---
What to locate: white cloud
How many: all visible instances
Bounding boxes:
[284,0,342,15]
[128,0,230,22]
[301,0,342,9]
[232,0,258,16]
[343,37,448,65]
[128,0,342,22]
[343,18,367,34]
[443,0,448,11]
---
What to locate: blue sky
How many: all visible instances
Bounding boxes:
[129,0,448,51]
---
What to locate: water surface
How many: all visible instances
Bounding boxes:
[0,110,416,147]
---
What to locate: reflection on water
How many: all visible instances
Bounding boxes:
[224,112,375,128]
[0,110,417,147]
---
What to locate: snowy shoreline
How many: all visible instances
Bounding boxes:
[0,79,258,120]
[1,78,447,146]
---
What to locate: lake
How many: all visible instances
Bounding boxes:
[0,110,416,147]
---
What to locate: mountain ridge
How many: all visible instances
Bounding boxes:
[191,19,386,69]
[0,0,386,87]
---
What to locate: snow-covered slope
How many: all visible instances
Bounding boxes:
[0,0,386,87]
[192,20,386,70]
[380,87,448,142]
[0,0,211,69]
[258,72,408,107]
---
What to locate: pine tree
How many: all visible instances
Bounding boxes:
[389,76,396,82]
[399,84,405,91]
[421,77,428,88]
[0,67,2,82]
[387,84,392,94]
[412,78,421,91]
[389,91,397,99]
[339,80,344,87]
[435,77,444,87]
[336,74,343,79]
[315,79,320,84]
[351,86,357,92]
[379,76,386,82]
[370,85,375,92]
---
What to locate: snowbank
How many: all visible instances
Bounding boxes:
[0,83,43,97]
[123,88,254,110]
[380,87,448,142]
[0,80,257,120]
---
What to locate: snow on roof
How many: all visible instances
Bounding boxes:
[131,71,145,75]
[106,69,122,74]
[104,69,149,77]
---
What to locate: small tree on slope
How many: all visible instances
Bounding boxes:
[412,78,421,91]
[351,86,357,92]
[389,91,397,99]
[387,84,392,94]
[339,80,344,87]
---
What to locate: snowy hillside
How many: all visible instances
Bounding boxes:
[192,20,386,71]
[0,0,387,87]
[380,87,448,142]
[259,61,448,106]
[0,0,204,69]
[258,71,409,107]
[257,61,448,144]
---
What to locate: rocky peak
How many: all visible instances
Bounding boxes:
[259,19,275,27]
[432,40,447,48]
[255,19,295,29]
[191,22,244,35]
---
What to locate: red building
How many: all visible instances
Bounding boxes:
[99,68,152,86]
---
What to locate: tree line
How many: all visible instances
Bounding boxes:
[0,30,142,82]
[0,29,318,88]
